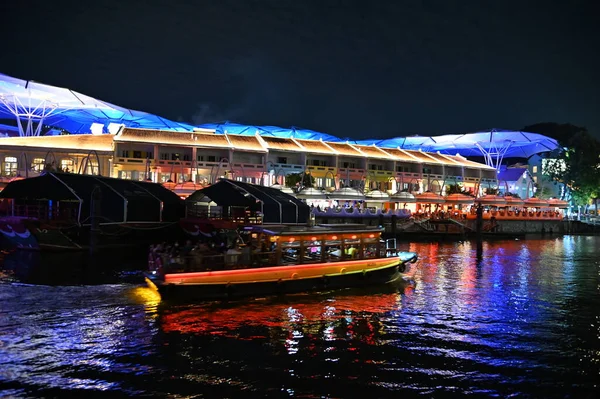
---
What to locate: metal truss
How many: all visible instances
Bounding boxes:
[475,140,514,170]
[0,93,62,137]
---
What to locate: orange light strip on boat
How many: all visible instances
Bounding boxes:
[163,257,395,283]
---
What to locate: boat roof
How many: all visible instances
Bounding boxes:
[248,224,384,236]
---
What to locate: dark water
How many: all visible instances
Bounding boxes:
[1,236,599,398]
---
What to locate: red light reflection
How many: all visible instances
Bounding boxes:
[159,288,408,339]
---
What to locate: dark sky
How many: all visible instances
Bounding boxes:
[2,0,599,139]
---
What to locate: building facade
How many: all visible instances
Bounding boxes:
[0,127,498,196]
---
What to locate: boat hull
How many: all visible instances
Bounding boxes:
[145,254,418,301]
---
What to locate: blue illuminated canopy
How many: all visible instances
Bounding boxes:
[353,130,558,158]
[0,72,560,169]
[353,129,559,169]
[197,122,343,142]
[0,72,194,135]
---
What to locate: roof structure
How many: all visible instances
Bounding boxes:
[353,129,560,169]
[497,167,530,183]
[197,122,343,142]
[0,134,114,152]
[0,72,195,136]
[0,72,560,168]
[200,125,559,169]
[0,172,185,223]
[188,179,310,224]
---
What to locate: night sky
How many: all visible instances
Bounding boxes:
[2,0,599,139]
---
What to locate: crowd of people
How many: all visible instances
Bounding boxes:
[147,232,274,273]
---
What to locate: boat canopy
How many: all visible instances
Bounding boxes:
[0,172,185,223]
[188,179,310,224]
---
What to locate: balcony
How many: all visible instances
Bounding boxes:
[337,167,366,178]
[306,165,336,173]
[265,163,305,172]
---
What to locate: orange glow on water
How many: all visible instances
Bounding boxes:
[158,290,404,337]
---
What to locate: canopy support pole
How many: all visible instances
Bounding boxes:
[0,94,61,137]
[475,140,513,171]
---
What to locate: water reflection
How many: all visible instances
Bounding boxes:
[0,236,599,397]
[156,283,413,342]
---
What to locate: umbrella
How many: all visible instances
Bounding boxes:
[524,198,549,208]
[475,195,507,206]
[547,198,569,209]
[364,190,390,201]
[296,187,327,201]
[390,191,416,203]
[415,192,445,204]
[445,193,475,205]
[329,187,366,201]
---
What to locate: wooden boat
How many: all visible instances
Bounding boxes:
[145,224,418,301]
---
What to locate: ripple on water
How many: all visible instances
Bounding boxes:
[1,236,599,397]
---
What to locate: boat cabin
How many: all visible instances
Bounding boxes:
[245,224,388,266]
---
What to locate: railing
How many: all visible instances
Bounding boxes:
[465,209,564,221]
[184,208,262,224]
[313,207,412,219]
[0,203,79,222]
[150,251,279,274]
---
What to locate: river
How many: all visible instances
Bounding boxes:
[1,235,599,398]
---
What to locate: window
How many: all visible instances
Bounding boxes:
[532,166,538,173]
[303,239,322,264]
[183,154,191,161]
[277,157,287,164]
[160,153,169,160]
[160,173,171,183]
[60,159,74,173]
[3,156,17,176]
[121,150,129,157]
[32,158,45,172]
[133,151,142,159]
[171,153,180,161]
[207,156,216,162]
[533,176,538,183]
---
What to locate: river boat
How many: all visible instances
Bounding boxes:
[145,223,418,301]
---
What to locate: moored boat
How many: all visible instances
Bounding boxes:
[145,224,418,301]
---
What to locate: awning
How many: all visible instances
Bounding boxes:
[189,179,310,224]
[0,172,185,223]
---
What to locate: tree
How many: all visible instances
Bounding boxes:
[285,171,315,190]
[523,123,600,208]
[445,183,471,195]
